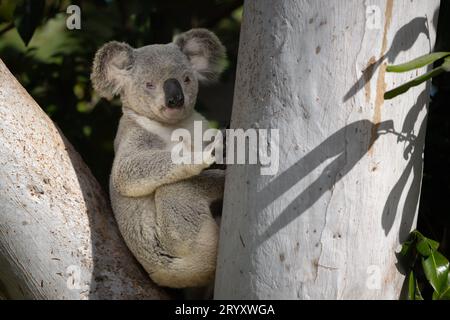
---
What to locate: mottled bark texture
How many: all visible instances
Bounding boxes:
[0,59,168,299]
[215,0,439,299]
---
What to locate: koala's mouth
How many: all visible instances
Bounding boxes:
[159,105,186,122]
[163,105,184,114]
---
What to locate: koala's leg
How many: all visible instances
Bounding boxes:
[151,169,225,288]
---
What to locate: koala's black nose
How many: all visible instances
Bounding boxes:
[163,78,184,108]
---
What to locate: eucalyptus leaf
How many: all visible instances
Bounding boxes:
[410,230,423,241]
[433,270,450,300]
[415,281,424,300]
[13,0,45,45]
[422,250,450,295]
[386,52,450,73]
[417,240,432,256]
[408,271,415,300]
[416,236,439,257]
[408,271,423,300]
[442,56,450,72]
[384,65,446,100]
[438,285,450,300]
[400,239,413,256]
[411,230,439,249]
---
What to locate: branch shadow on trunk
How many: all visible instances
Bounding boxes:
[252,11,436,246]
[253,119,395,245]
[250,85,428,287]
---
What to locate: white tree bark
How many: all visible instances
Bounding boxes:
[215,0,439,299]
[0,59,169,299]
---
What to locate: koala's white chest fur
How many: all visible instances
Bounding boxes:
[123,108,211,151]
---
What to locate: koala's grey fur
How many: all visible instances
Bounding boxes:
[91,29,226,288]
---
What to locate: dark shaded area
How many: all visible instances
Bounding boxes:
[0,0,240,190]
[417,0,450,260]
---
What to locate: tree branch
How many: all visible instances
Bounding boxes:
[0,23,14,36]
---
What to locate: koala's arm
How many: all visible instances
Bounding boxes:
[112,138,215,198]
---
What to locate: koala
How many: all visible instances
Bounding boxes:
[91,29,226,288]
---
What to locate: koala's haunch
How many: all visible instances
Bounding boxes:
[91,29,226,288]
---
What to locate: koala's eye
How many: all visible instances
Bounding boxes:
[146,82,155,90]
[184,76,191,84]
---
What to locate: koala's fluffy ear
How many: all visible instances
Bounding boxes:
[91,41,134,100]
[174,28,226,83]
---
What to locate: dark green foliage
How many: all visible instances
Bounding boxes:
[386,2,450,298]
[400,231,450,300]
[416,0,450,296]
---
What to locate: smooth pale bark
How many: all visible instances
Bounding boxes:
[215,0,439,299]
[0,59,169,299]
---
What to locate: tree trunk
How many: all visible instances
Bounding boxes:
[0,59,169,299]
[215,0,439,299]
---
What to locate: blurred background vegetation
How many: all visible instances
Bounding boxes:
[0,0,241,188]
[0,0,449,294]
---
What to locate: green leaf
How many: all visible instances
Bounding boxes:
[413,230,439,254]
[433,268,450,300]
[417,240,432,256]
[386,52,450,73]
[408,271,414,300]
[384,65,446,100]
[408,271,423,300]
[400,239,413,256]
[442,56,450,72]
[433,285,450,300]
[416,236,439,257]
[422,251,450,296]
[0,0,18,22]
[400,231,420,267]
[13,0,45,45]
[409,230,421,237]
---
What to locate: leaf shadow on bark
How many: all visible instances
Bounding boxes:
[342,15,432,103]
[382,4,441,248]
[383,89,429,300]
[254,119,395,244]
[381,89,428,242]
[249,90,427,299]
[252,6,439,248]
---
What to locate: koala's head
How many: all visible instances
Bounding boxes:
[91,29,226,124]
